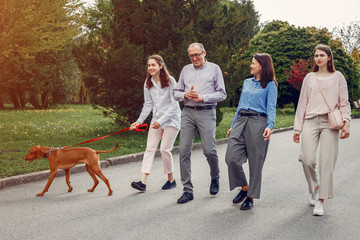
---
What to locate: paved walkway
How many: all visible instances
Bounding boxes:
[0,120,359,240]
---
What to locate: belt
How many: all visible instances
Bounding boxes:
[185,105,215,110]
[239,112,267,117]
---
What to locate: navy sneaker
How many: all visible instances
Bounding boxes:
[240,197,253,210]
[210,179,219,195]
[131,181,146,192]
[177,192,194,204]
[162,180,176,190]
[233,190,247,204]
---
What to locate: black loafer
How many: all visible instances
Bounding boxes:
[240,197,253,210]
[210,179,219,195]
[162,180,176,190]
[233,190,247,204]
[131,181,146,192]
[177,192,194,204]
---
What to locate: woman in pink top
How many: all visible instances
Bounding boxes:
[293,44,351,216]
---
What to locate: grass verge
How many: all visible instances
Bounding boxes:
[0,105,295,178]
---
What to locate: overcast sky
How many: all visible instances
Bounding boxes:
[81,0,360,30]
[252,0,359,30]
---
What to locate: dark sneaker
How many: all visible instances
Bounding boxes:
[162,180,176,190]
[233,190,247,204]
[240,197,253,210]
[177,192,194,204]
[210,179,219,195]
[131,181,146,192]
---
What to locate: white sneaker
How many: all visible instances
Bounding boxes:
[309,188,319,206]
[313,201,325,216]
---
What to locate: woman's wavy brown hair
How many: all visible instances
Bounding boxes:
[146,55,171,89]
[253,53,278,88]
[312,44,335,73]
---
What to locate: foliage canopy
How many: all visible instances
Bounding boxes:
[75,0,260,126]
[243,21,360,107]
[0,0,85,108]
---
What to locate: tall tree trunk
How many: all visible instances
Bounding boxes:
[10,93,21,109]
[41,93,49,108]
[19,93,26,109]
[0,96,4,109]
[29,93,41,109]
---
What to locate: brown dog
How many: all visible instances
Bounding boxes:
[24,143,118,197]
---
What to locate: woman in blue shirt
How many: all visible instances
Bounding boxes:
[225,53,278,210]
[130,55,181,192]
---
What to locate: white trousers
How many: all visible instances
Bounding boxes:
[299,115,339,199]
[141,126,179,175]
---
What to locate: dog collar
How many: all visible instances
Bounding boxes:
[45,147,63,158]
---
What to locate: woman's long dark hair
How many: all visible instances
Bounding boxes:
[312,44,335,72]
[254,53,278,88]
[146,55,171,89]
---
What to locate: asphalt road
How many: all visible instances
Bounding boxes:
[1,119,359,240]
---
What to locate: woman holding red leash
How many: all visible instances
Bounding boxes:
[130,55,181,192]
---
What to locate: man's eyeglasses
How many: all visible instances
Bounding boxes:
[189,51,204,58]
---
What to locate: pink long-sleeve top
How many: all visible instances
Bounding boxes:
[294,71,351,132]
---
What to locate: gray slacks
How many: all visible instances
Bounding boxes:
[225,112,269,199]
[179,107,219,194]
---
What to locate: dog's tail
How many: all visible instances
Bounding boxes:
[96,142,119,154]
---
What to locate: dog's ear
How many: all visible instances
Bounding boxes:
[36,146,44,159]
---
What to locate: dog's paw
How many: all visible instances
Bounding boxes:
[108,190,113,196]
[36,193,45,197]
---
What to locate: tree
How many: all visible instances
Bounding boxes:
[0,0,83,58]
[351,47,360,62]
[285,58,313,91]
[32,47,81,107]
[0,0,85,108]
[74,0,144,124]
[333,21,360,53]
[195,0,260,107]
[243,21,360,107]
[284,58,313,110]
[76,0,260,126]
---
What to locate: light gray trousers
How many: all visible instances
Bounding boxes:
[225,112,269,199]
[179,107,219,194]
[299,115,339,199]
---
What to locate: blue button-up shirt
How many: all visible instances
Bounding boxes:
[231,77,278,129]
[173,61,227,106]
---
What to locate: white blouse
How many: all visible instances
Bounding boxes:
[137,76,181,130]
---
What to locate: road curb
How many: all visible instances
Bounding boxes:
[0,127,293,190]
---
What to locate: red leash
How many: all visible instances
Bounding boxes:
[62,124,149,149]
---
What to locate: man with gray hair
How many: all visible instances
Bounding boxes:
[173,42,227,204]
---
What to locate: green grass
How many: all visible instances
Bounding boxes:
[0,104,295,178]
